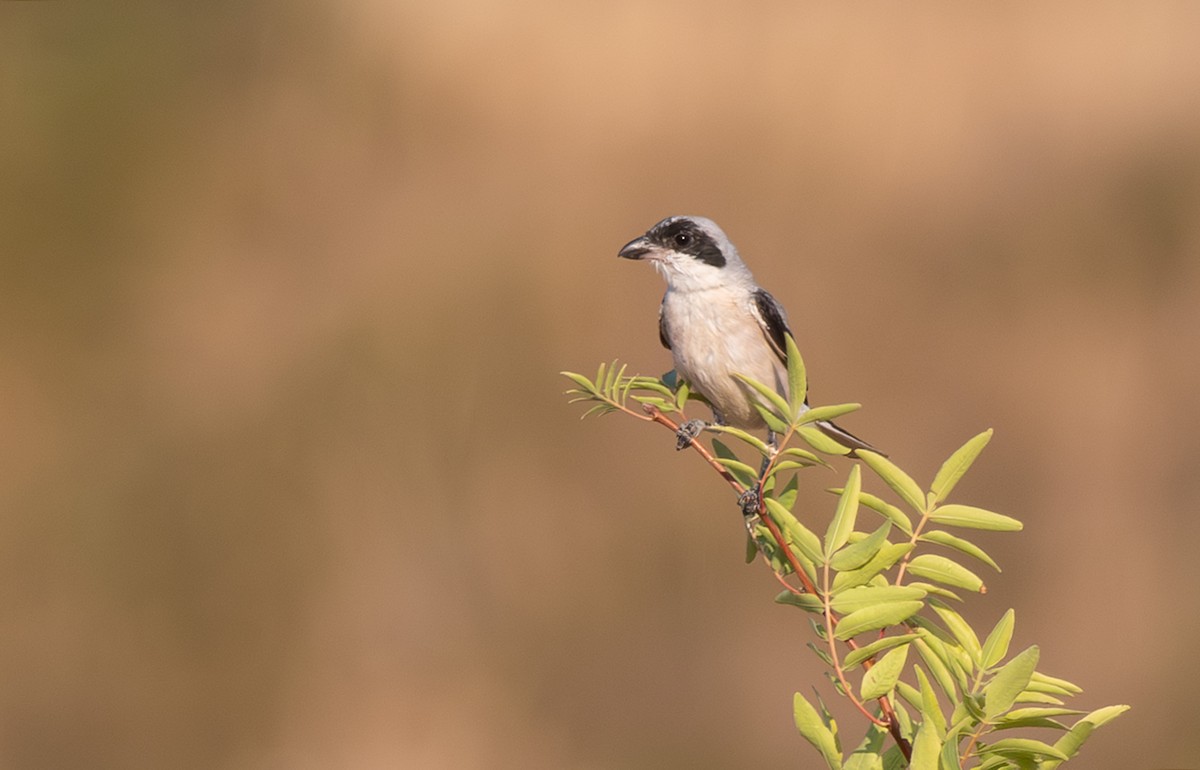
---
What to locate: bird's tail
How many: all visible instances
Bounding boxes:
[815,419,884,459]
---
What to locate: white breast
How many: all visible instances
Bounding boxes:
[662,288,787,429]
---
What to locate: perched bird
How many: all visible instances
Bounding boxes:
[618,215,877,458]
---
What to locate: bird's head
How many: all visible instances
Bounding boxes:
[618,216,753,292]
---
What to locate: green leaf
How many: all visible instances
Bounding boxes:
[980,609,1015,670]
[861,645,909,700]
[793,692,843,769]
[939,722,963,770]
[619,376,633,405]
[907,554,985,593]
[620,375,635,405]
[834,601,924,640]
[1042,705,1130,768]
[712,440,758,488]
[733,372,791,424]
[808,641,835,668]
[710,424,770,455]
[881,746,907,770]
[929,429,993,505]
[800,403,862,424]
[771,460,815,474]
[858,451,927,514]
[748,522,775,560]
[894,680,921,711]
[1003,706,1084,721]
[911,618,956,652]
[798,425,853,455]
[610,362,628,396]
[777,473,800,510]
[918,530,1000,571]
[629,375,675,397]
[1078,703,1129,728]
[783,446,827,466]
[674,380,690,411]
[930,602,982,668]
[765,497,824,567]
[751,400,791,433]
[980,738,1069,761]
[745,532,759,563]
[831,585,926,615]
[830,522,893,571]
[904,582,962,603]
[944,641,976,690]
[913,638,959,701]
[629,395,674,411]
[984,646,1040,720]
[844,724,888,770]
[929,504,1022,532]
[716,457,761,487]
[890,702,914,751]
[914,665,946,736]
[1029,671,1083,696]
[813,692,841,748]
[560,371,596,391]
[856,492,914,535]
[598,361,613,393]
[842,633,919,669]
[913,629,971,695]
[991,716,1070,731]
[581,403,614,419]
[598,360,616,397]
[785,333,808,420]
[825,465,862,557]
[831,542,913,592]
[775,590,824,613]
[908,720,941,770]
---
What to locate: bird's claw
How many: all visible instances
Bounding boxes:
[675,419,707,450]
[738,486,763,517]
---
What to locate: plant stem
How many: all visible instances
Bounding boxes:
[642,405,746,493]
[642,403,913,761]
[822,561,889,728]
[643,405,819,596]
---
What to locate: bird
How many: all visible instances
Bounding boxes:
[617,215,878,460]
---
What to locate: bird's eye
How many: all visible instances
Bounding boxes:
[673,232,692,247]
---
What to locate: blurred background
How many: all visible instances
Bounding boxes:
[2,2,1199,768]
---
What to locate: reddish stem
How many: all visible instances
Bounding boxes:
[640,403,912,762]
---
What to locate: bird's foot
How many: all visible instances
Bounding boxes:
[757,430,780,476]
[675,419,708,450]
[738,485,763,517]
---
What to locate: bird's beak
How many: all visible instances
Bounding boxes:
[618,236,653,260]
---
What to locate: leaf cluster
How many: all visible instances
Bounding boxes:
[784,441,1129,769]
[561,338,1126,769]
[562,360,693,421]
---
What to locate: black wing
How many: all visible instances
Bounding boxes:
[751,288,791,365]
[658,296,672,350]
[752,289,884,456]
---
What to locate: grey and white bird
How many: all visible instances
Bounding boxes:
[618,215,878,458]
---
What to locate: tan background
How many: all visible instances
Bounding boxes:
[2,2,1199,768]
